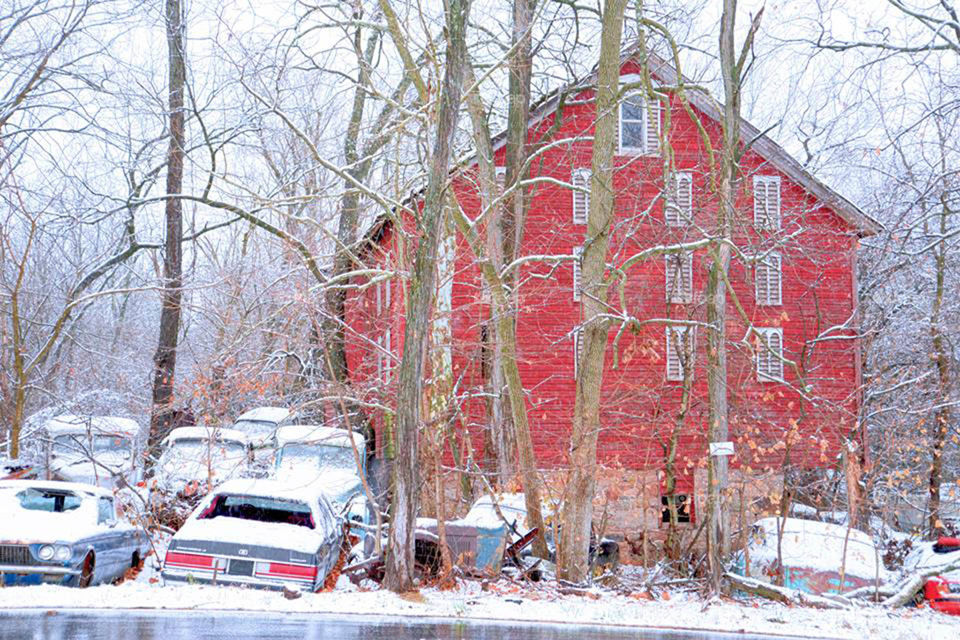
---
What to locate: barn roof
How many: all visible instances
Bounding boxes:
[361,46,881,248]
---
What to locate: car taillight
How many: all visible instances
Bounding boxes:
[259,562,317,579]
[165,551,214,569]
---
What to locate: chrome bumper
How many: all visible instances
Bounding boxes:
[0,564,81,575]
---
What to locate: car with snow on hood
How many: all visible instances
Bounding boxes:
[232,406,296,458]
[162,479,344,591]
[150,427,252,528]
[273,425,370,536]
[0,480,147,587]
[45,415,141,489]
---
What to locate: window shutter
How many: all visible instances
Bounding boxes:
[665,252,693,303]
[666,326,694,382]
[756,328,784,382]
[665,172,692,226]
[753,176,781,230]
[756,253,782,306]
[495,166,506,190]
[375,282,383,315]
[384,327,392,381]
[572,169,590,224]
[573,246,583,302]
[645,99,662,155]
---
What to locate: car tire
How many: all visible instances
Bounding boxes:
[78,553,95,588]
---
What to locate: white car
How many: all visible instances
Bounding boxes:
[0,480,148,587]
[232,407,296,451]
[153,427,251,495]
[45,415,141,489]
[162,479,343,591]
[273,425,369,529]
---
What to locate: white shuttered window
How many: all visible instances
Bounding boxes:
[619,93,661,155]
[666,326,695,382]
[572,168,590,224]
[755,253,782,306]
[495,166,506,190]
[665,251,693,304]
[573,327,584,379]
[572,246,583,301]
[753,176,781,230]
[665,172,693,226]
[756,328,784,382]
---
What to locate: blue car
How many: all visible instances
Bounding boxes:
[0,480,148,587]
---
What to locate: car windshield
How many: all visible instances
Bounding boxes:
[163,438,246,460]
[233,419,278,441]
[52,434,84,456]
[277,443,356,473]
[92,435,131,453]
[14,487,83,512]
[200,493,314,529]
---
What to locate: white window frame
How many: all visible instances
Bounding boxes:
[665,251,693,304]
[571,168,590,224]
[618,87,661,156]
[753,175,781,230]
[755,252,782,306]
[665,325,695,382]
[572,246,583,302]
[665,172,693,227]
[756,327,784,382]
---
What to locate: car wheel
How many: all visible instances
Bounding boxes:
[78,553,95,588]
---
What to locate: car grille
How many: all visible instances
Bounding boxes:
[0,544,32,566]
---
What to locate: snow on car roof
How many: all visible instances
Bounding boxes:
[235,406,291,423]
[211,478,330,504]
[44,415,140,437]
[275,425,365,449]
[749,517,878,579]
[0,479,112,498]
[162,427,249,445]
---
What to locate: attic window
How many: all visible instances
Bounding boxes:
[753,176,781,230]
[495,166,506,190]
[661,494,691,524]
[665,251,693,304]
[571,168,590,224]
[619,92,661,156]
[755,253,782,306]
[665,325,695,382]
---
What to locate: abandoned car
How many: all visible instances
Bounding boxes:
[162,479,344,591]
[232,407,297,458]
[45,415,141,489]
[0,480,147,587]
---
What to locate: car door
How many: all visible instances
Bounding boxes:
[96,496,124,581]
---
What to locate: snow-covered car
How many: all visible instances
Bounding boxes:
[162,479,344,591]
[901,536,960,614]
[232,407,296,455]
[45,415,141,489]
[0,480,148,587]
[737,517,880,595]
[273,426,370,533]
[150,427,252,528]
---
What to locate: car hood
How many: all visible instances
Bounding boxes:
[175,516,326,555]
[0,510,99,543]
[274,467,362,505]
[53,453,130,474]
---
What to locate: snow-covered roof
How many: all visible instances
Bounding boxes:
[275,425,365,449]
[235,406,291,424]
[0,479,113,498]
[748,517,878,580]
[162,427,249,446]
[44,415,140,437]
[211,478,330,504]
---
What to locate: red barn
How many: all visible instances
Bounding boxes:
[345,51,880,537]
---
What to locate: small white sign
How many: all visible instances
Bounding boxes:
[709,441,735,456]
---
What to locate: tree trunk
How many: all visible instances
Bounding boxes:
[555,0,628,584]
[928,190,951,538]
[148,0,186,461]
[384,0,471,593]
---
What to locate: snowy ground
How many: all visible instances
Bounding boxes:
[1,558,958,640]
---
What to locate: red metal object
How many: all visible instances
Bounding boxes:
[164,551,214,569]
[923,577,960,615]
[264,562,317,579]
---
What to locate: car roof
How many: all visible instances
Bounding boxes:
[45,414,139,437]
[212,478,330,504]
[0,479,112,498]
[235,406,291,423]
[275,425,365,448]
[163,426,249,445]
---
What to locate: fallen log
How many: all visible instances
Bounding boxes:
[882,559,960,608]
[724,572,849,610]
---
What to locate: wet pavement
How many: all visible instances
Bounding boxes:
[0,609,806,640]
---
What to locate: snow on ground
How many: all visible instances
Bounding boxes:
[0,562,957,640]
